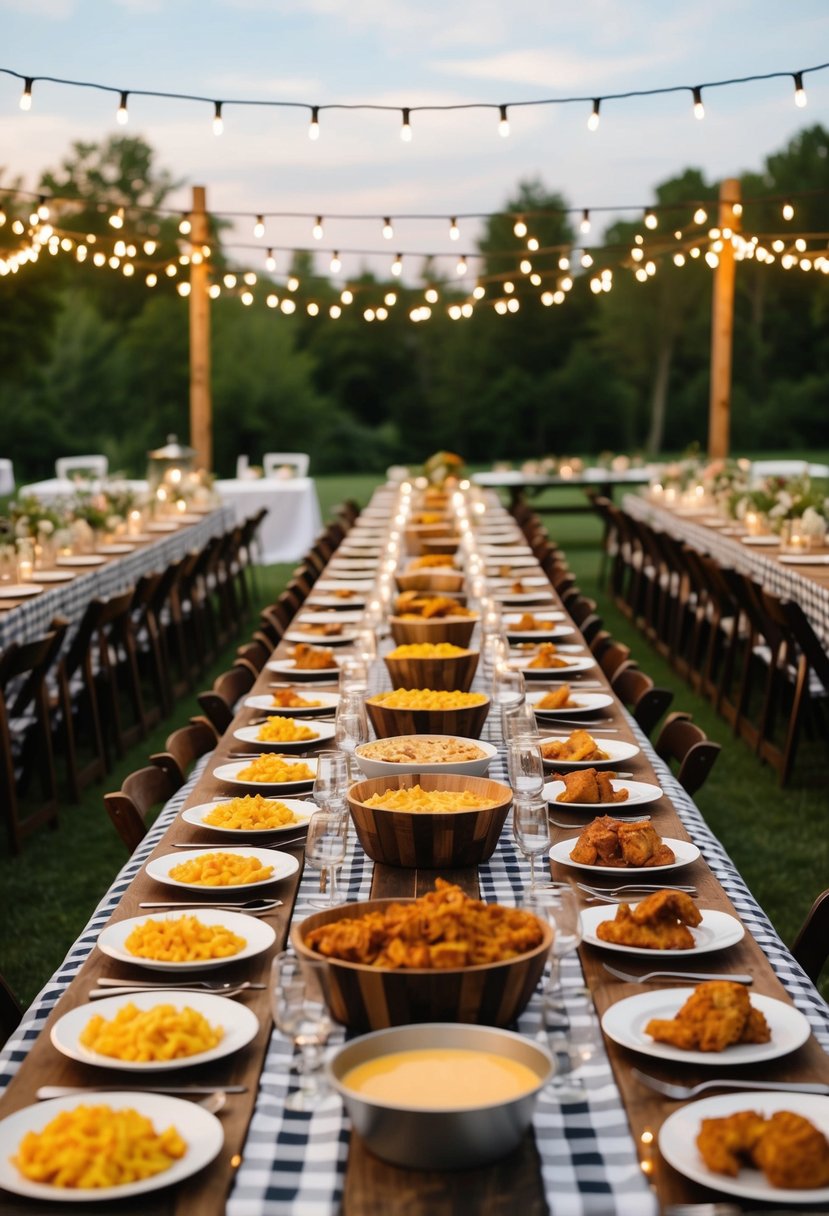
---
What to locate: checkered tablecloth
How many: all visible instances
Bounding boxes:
[0,506,235,649]
[623,493,829,642]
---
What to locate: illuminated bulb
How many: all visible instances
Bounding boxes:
[364,308,375,322]
[705,250,719,268]
[581,251,593,268]
[692,86,704,120]
[266,249,276,271]
[456,257,468,275]
[165,263,177,276]
[19,78,33,111]
[400,108,412,141]
[795,237,807,252]
[800,257,812,270]
[0,209,5,226]
[558,255,570,270]
[11,220,23,234]
[644,209,657,230]
[473,285,485,299]
[312,216,324,240]
[733,202,743,218]
[127,243,136,256]
[114,240,126,256]
[449,217,460,240]
[116,91,129,125]
[690,246,701,258]
[793,71,807,108]
[708,227,721,239]
[223,273,237,288]
[693,207,707,225]
[341,289,353,304]
[330,251,341,273]
[213,101,223,135]
[254,215,265,238]
[541,291,554,306]
[329,303,341,318]
[244,271,257,285]
[376,306,388,320]
[494,300,508,314]
[635,267,648,282]
[123,262,134,276]
[448,304,462,320]
[673,252,686,266]
[29,208,39,224]
[513,217,527,238]
[266,292,278,306]
[530,273,541,285]
[772,239,784,252]
[60,237,72,250]
[504,280,514,294]
[527,236,539,251]
[76,245,87,261]
[146,272,157,286]
[308,104,320,139]
[588,98,600,131]
[634,233,644,245]
[391,254,402,276]
[631,247,644,262]
[498,104,510,137]
[590,278,602,294]
[425,287,439,303]
[381,217,394,240]
[36,196,49,220]
[580,209,591,234]
[241,290,254,305]
[179,213,191,235]
[179,280,194,296]
[384,292,397,305]
[461,302,473,317]
[281,298,296,314]
[561,276,573,291]
[507,297,519,312]
[209,283,221,298]
[553,289,564,304]
[782,201,794,221]
[109,207,125,230]
[520,259,532,274]
[645,260,656,275]
[287,276,299,291]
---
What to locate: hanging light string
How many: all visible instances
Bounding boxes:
[2,61,826,135]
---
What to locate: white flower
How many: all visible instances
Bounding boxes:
[38,519,55,536]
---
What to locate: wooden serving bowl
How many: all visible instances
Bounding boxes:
[389,614,478,648]
[395,570,465,595]
[365,693,490,739]
[383,648,479,692]
[291,898,552,1031]
[404,523,455,556]
[346,772,512,868]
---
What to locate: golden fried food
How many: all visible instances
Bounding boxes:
[394,592,474,619]
[304,879,544,969]
[596,889,701,950]
[569,815,674,867]
[408,554,456,569]
[361,784,498,813]
[512,613,557,631]
[295,620,344,636]
[541,730,609,763]
[645,981,770,1052]
[271,689,322,708]
[535,685,579,709]
[527,644,570,669]
[556,769,629,805]
[290,643,337,669]
[697,1110,829,1188]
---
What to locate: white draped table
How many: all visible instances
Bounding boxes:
[215,476,322,564]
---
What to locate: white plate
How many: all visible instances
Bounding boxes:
[55,554,107,567]
[543,778,663,807]
[511,655,595,675]
[601,989,810,1066]
[490,575,549,587]
[581,904,745,956]
[549,835,700,873]
[314,578,374,592]
[0,583,44,598]
[527,691,615,716]
[741,535,779,546]
[213,757,318,791]
[298,611,364,625]
[95,543,135,554]
[354,735,498,778]
[146,521,181,532]
[233,721,336,749]
[539,735,640,768]
[266,657,342,681]
[658,1092,829,1204]
[181,797,316,835]
[244,691,340,716]
[779,553,829,565]
[97,907,276,971]
[284,628,357,647]
[306,594,367,609]
[145,845,299,890]
[176,513,204,523]
[506,625,575,644]
[326,558,378,570]
[0,1091,223,1202]
[496,591,556,605]
[50,990,259,1071]
[480,545,534,557]
[31,569,76,582]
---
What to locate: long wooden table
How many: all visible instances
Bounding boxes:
[1,491,827,1215]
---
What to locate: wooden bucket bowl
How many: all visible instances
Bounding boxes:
[383,649,479,692]
[389,615,478,648]
[366,694,490,739]
[395,570,466,595]
[291,898,552,1031]
[404,523,455,556]
[347,772,512,868]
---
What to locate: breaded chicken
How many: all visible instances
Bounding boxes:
[556,768,629,805]
[596,889,701,950]
[568,816,674,868]
[616,821,675,867]
[541,730,610,763]
[645,981,770,1052]
[697,1111,768,1177]
[753,1111,829,1189]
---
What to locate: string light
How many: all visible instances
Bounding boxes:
[793,71,807,107]
[385,291,397,306]
[692,86,705,120]
[391,253,402,276]
[19,77,33,111]
[644,209,658,230]
[449,217,460,241]
[498,104,510,137]
[312,216,324,240]
[400,108,412,141]
[694,207,708,225]
[116,90,128,125]
[340,288,353,304]
[212,101,223,135]
[580,209,591,234]
[382,217,394,240]
[109,206,125,229]
[179,213,191,235]
[588,98,600,131]
[329,251,341,273]
[527,236,539,251]
[254,215,265,238]
[733,201,743,218]
[513,217,527,238]
[308,104,320,139]
[456,256,468,275]
[782,200,794,221]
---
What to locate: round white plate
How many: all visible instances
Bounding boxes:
[55,554,107,567]
[506,625,576,644]
[480,545,534,557]
[96,543,135,554]
[213,757,318,791]
[306,595,367,609]
[181,797,316,835]
[244,691,340,716]
[266,657,342,681]
[314,578,374,591]
[97,907,276,971]
[503,611,567,625]
[145,845,299,891]
[527,691,615,716]
[50,990,259,1071]
[496,591,556,605]
[284,628,357,647]
[354,736,498,778]
[0,583,44,598]
[779,554,829,565]
[581,904,745,956]
[298,610,364,624]
[658,1092,829,1204]
[0,1091,223,1202]
[233,721,336,749]
[490,575,550,588]
[601,989,810,1066]
[326,558,378,570]
[128,531,154,541]
[741,535,779,546]
[31,570,76,583]
[511,655,595,675]
[146,521,181,532]
[539,735,641,768]
[543,777,663,807]
[549,836,700,873]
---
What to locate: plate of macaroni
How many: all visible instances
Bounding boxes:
[145,846,299,891]
[244,690,340,716]
[213,755,318,791]
[0,1091,224,1202]
[97,908,276,971]
[181,795,316,835]
[50,990,260,1071]
[232,719,336,749]
[354,735,498,778]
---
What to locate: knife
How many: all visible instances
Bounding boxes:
[37,1084,248,1099]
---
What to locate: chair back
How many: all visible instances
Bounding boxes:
[263,452,310,478]
[197,661,258,733]
[55,454,108,480]
[791,889,829,984]
[150,716,219,785]
[611,665,674,737]
[654,711,721,795]
[104,764,181,852]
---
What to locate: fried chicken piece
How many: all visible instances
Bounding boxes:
[616,821,673,867]
[645,981,761,1052]
[513,613,555,631]
[697,1111,768,1177]
[742,1005,774,1044]
[569,816,674,868]
[556,768,628,805]
[536,685,577,710]
[541,730,609,762]
[290,643,337,670]
[596,889,701,950]
[631,889,702,928]
[752,1111,829,1189]
[301,620,344,636]
[528,645,570,668]
[569,816,623,865]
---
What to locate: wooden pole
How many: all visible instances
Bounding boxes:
[189,185,212,471]
[708,178,741,458]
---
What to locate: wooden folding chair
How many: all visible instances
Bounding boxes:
[150,716,219,785]
[654,711,721,795]
[197,660,258,734]
[103,764,182,852]
[611,665,674,738]
[593,638,633,680]
[791,889,829,985]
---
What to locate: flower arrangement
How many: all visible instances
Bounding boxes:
[9,495,65,540]
[422,451,465,487]
[728,474,829,532]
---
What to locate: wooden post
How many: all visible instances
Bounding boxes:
[708,178,740,458]
[189,185,212,471]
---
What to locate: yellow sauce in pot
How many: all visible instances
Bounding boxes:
[342,1048,539,1108]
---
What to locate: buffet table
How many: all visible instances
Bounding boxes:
[0,487,827,1215]
[215,476,322,564]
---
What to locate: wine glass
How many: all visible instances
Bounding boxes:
[526,885,583,1005]
[501,699,538,743]
[506,733,545,799]
[352,626,377,666]
[270,951,332,1111]
[334,694,369,782]
[512,795,550,891]
[492,662,525,710]
[338,655,368,695]
[482,632,509,680]
[304,806,349,908]
[538,987,600,1104]
[312,749,349,810]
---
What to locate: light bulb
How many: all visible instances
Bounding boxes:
[580,209,591,234]
[307,301,319,316]
[116,90,129,125]
[209,284,221,298]
[793,72,807,108]
[644,210,657,230]
[263,249,275,271]
[341,288,353,304]
[382,217,393,240]
[692,86,704,120]
[513,217,527,238]
[212,101,224,135]
[503,280,514,293]
[456,257,468,276]
[308,105,320,139]
[425,287,438,303]
[558,255,570,271]
[330,251,341,273]
[329,304,341,318]
[733,202,743,218]
[391,254,402,276]
[588,98,600,131]
[673,252,686,266]
[519,259,532,274]
[527,236,539,251]
[498,104,510,137]
[693,207,707,225]
[782,201,794,221]
[254,215,265,238]
[581,251,593,268]
[109,207,125,230]
[312,216,324,240]
[384,291,397,305]
[400,108,412,141]
[179,213,191,235]
[287,276,299,291]
[19,78,33,111]
[37,197,49,220]
[449,217,459,240]
[146,272,157,286]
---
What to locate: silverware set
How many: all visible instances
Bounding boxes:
[548,812,650,827]
[88,977,265,1000]
[602,962,754,984]
[631,1068,829,1100]
[139,897,282,914]
[575,881,697,901]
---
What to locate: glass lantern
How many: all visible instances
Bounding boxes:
[146,435,197,515]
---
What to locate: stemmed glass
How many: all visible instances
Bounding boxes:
[352,626,377,666]
[502,699,538,743]
[334,693,369,782]
[526,885,584,1005]
[304,806,349,908]
[338,655,368,696]
[482,632,509,681]
[492,662,525,710]
[312,749,349,811]
[270,951,332,1111]
[506,733,545,799]
[512,795,550,891]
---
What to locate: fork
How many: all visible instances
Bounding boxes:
[603,962,753,984]
[548,813,651,827]
[575,881,697,899]
[631,1067,829,1100]
[93,977,266,992]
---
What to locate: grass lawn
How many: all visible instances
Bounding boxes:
[1,473,826,1008]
